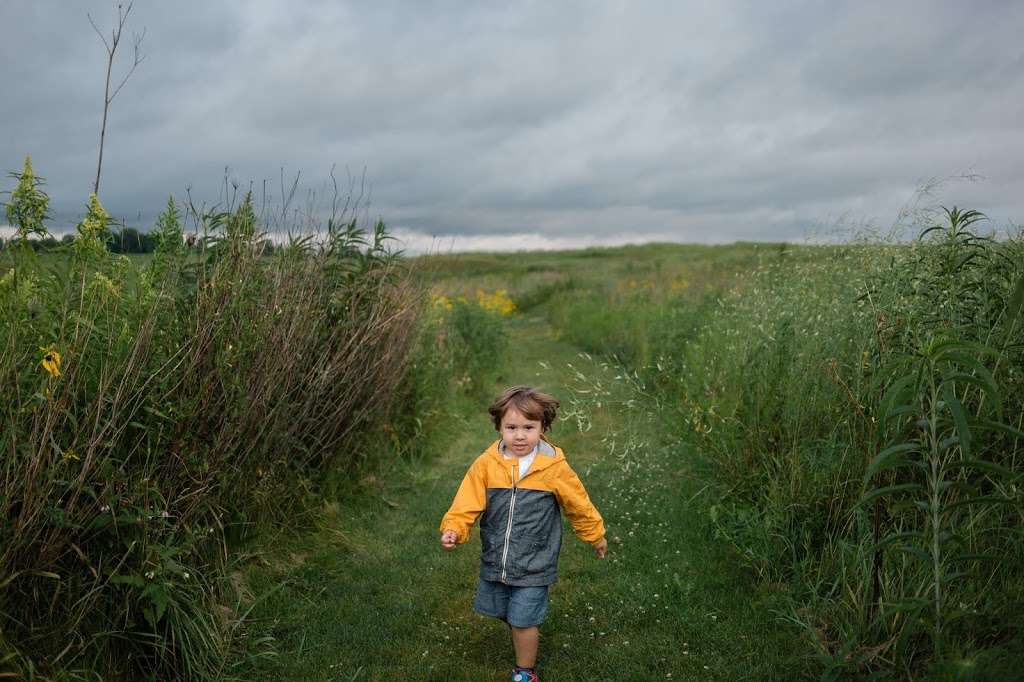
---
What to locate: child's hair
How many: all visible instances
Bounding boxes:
[489,385,560,433]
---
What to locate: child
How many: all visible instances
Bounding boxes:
[440,385,608,682]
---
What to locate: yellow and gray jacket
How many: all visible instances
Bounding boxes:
[439,438,605,586]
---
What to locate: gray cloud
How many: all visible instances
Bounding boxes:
[2,1,1023,251]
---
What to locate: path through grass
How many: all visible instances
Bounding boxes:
[235,313,814,680]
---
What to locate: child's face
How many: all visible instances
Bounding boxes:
[499,406,543,457]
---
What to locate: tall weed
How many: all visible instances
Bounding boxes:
[0,160,422,679]
[529,210,1023,675]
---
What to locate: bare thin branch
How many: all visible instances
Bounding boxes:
[108,28,146,102]
[279,168,302,228]
[329,163,340,224]
[87,13,112,53]
[91,1,145,195]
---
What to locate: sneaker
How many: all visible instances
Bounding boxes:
[511,668,539,682]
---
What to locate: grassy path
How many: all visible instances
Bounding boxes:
[237,313,814,680]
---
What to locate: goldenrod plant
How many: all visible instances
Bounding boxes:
[5,156,49,243]
[73,192,112,261]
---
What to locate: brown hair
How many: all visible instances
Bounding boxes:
[489,385,560,433]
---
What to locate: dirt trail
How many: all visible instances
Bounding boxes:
[243,313,812,680]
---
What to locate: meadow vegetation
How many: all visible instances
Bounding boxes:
[3,151,1021,678]
[0,157,507,679]
[232,313,813,680]
[418,210,1024,677]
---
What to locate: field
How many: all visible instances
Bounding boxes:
[2,168,1023,680]
[233,222,1023,680]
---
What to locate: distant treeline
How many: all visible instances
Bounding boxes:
[0,227,280,254]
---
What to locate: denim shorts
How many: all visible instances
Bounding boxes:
[473,579,549,627]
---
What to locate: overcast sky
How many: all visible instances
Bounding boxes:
[3,1,1023,251]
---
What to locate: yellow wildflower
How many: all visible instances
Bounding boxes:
[89,272,120,298]
[77,193,111,242]
[40,345,61,378]
[74,193,112,259]
[431,294,454,310]
[475,289,517,316]
[63,448,80,462]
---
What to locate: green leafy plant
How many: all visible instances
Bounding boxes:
[0,159,430,679]
[4,156,50,241]
[864,338,1020,661]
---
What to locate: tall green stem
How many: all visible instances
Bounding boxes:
[928,375,942,659]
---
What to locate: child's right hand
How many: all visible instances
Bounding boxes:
[441,530,458,551]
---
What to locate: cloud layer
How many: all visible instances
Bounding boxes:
[3,1,1023,251]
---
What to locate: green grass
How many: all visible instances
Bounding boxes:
[232,312,814,680]
[233,228,1024,680]
[10,209,1017,678]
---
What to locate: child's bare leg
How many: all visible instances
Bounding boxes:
[509,624,539,668]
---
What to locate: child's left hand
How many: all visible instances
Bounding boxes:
[593,537,608,559]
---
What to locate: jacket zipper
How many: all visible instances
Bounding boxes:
[500,463,517,583]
